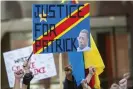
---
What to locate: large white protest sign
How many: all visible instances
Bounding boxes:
[3,46,57,88]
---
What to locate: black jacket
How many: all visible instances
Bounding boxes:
[63,76,83,89]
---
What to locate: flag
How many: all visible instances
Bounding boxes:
[83,34,105,89]
[62,0,105,88]
[68,33,105,88]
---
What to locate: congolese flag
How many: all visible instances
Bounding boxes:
[66,0,105,89]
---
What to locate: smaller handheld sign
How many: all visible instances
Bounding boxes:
[3,46,57,88]
[32,3,90,53]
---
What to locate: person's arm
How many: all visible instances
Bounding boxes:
[14,78,21,89]
[13,70,24,89]
[81,79,87,89]
[22,60,34,89]
[81,79,91,89]
[86,66,95,84]
[80,66,95,89]
[22,84,28,89]
[22,72,34,89]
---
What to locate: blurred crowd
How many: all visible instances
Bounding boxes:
[14,58,132,89]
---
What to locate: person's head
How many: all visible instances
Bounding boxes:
[77,29,89,49]
[64,65,72,76]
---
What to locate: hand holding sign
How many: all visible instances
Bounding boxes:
[23,72,34,86]
[88,66,95,76]
[14,69,24,89]
[23,60,30,74]
[14,69,24,80]
[22,52,34,86]
[23,52,33,74]
[86,66,95,84]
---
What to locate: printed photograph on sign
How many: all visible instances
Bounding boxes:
[77,29,90,52]
[3,46,57,88]
[32,3,90,53]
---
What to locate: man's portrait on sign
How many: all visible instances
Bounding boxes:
[77,29,90,52]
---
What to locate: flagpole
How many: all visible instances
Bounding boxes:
[59,53,63,89]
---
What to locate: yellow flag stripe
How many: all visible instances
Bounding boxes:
[84,34,105,74]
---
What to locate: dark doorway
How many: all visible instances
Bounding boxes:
[97,32,113,89]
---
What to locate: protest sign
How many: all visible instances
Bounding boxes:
[3,46,57,87]
[32,3,90,53]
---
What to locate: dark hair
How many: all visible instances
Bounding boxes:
[80,29,89,38]
[64,65,72,71]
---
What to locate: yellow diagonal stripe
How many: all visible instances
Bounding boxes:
[36,12,90,54]
[33,3,89,44]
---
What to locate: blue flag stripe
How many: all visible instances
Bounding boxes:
[68,52,85,86]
